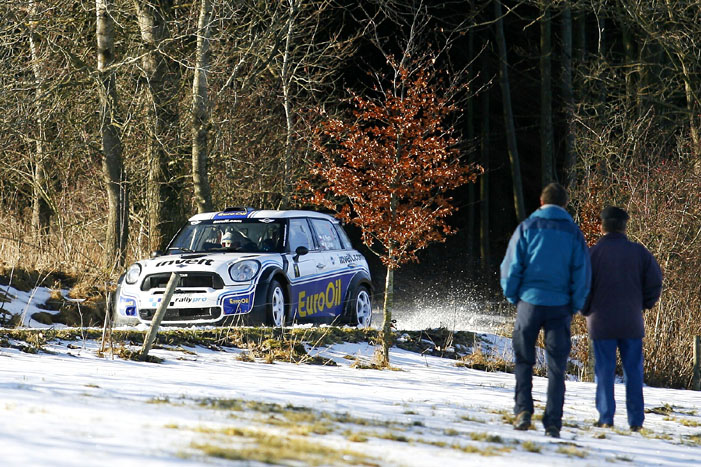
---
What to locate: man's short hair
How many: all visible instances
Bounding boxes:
[540,183,568,207]
[600,206,629,233]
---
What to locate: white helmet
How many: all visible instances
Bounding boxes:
[221,232,233,248]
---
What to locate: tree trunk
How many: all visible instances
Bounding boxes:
[681,59,700,157]
[494,0,526,221]
[192,0,213,213]
[596,16,607,113]
[97,0,128,270]
[620,19,636,111]
[281,0,297,207]
[380,264,394,367]
[662,0,700,157]
[379,192,398,367]
[134,0,183,252]
[540,3,554,186]
[480,51,490,270]
[561,2,576,186]
[574,8,586,62]
[466,29,476,258]
[28,1,51,243]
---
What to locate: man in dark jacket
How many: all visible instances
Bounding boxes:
[501,183,591,438]
[582,206,662,432]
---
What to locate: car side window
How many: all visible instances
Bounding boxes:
[334,225,353,250]
[288,219,314,251]
[310,219,343,251]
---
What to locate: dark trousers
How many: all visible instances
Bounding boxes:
[513,301,572,430]
[592,338,645,427]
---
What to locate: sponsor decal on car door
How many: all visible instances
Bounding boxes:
[290,249,340,319]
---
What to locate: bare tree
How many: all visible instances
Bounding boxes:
[192,0,213,213]
[494,0,526,221]
[133,0,184,251]
[561,1,575,186]
[97,0,128,269]
[539,1,554,185]
[27,1,51,243]
[479,49,491,270]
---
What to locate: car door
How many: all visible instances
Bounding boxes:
[287,218,329,321]
[305,218,347,320]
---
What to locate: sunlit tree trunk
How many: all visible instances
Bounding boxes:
[281,0,297,207]
[134,0,183,251]
[681,60,700,157]
[28,1,51,244]
[494,0,526,221]
[379,189,398,367]
[540,2,554,186]
[661,0,699,158]
[192,0,213,213]
[381,263,395,366]
[97,0,128,270]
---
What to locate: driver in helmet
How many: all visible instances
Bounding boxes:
[221,232,235,249]
[221,229,250,250]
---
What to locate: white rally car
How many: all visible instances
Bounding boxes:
[113,208,373,327]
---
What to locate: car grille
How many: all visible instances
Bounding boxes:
[140,272,224,291]
[139,306,222,322]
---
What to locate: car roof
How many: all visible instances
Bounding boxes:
[188,208,340,224]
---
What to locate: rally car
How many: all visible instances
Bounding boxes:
[113,208,373,328]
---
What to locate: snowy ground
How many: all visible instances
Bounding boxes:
[2,285,701,466]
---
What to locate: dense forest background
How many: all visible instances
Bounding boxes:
[0,0,699,388]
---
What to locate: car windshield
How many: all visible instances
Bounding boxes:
[167,219,285,254]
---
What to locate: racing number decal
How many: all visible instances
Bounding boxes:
[298,279,342,318]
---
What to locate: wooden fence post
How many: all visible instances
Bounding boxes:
[693,336,701,391]
[139,273,180,361]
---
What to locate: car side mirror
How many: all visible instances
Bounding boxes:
[150,250,163,258]
[293,246,309,262]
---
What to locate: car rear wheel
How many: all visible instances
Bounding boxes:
[265,279,286,327]
[349,286,372,328]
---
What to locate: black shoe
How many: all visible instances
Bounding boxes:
[593,421,614,428]
[630,425,643,432]
[513,411,532,431]
[545,426,560,438]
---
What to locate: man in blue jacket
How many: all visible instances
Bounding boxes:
[581,206,662,432]
[501,183,591,438]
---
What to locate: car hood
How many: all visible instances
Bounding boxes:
[139,252,278,273]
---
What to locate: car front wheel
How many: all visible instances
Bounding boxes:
[349,286,372,328]
[265,279,286,327]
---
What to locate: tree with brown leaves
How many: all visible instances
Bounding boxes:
[303,59,482,366]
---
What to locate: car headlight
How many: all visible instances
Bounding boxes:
[125,263,142,284]
[229,260,260,282]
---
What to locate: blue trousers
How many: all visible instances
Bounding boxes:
[512,301,572,430]
[592,338,645,427]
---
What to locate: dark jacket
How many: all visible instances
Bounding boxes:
[582,232,663,340]
[500,205,591,312]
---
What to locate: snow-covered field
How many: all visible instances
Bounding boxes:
[2,284,701,466]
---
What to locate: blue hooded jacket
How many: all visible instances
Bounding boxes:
[500,205,591,312]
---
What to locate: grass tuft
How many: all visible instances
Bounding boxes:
[556,445,588,458]
[191,429,378,466]
[521,441,542,453]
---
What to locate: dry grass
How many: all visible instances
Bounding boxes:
[556,445,588,458]
[570,116,700,389]
[455,347,514,373]
[190,427,378,466]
